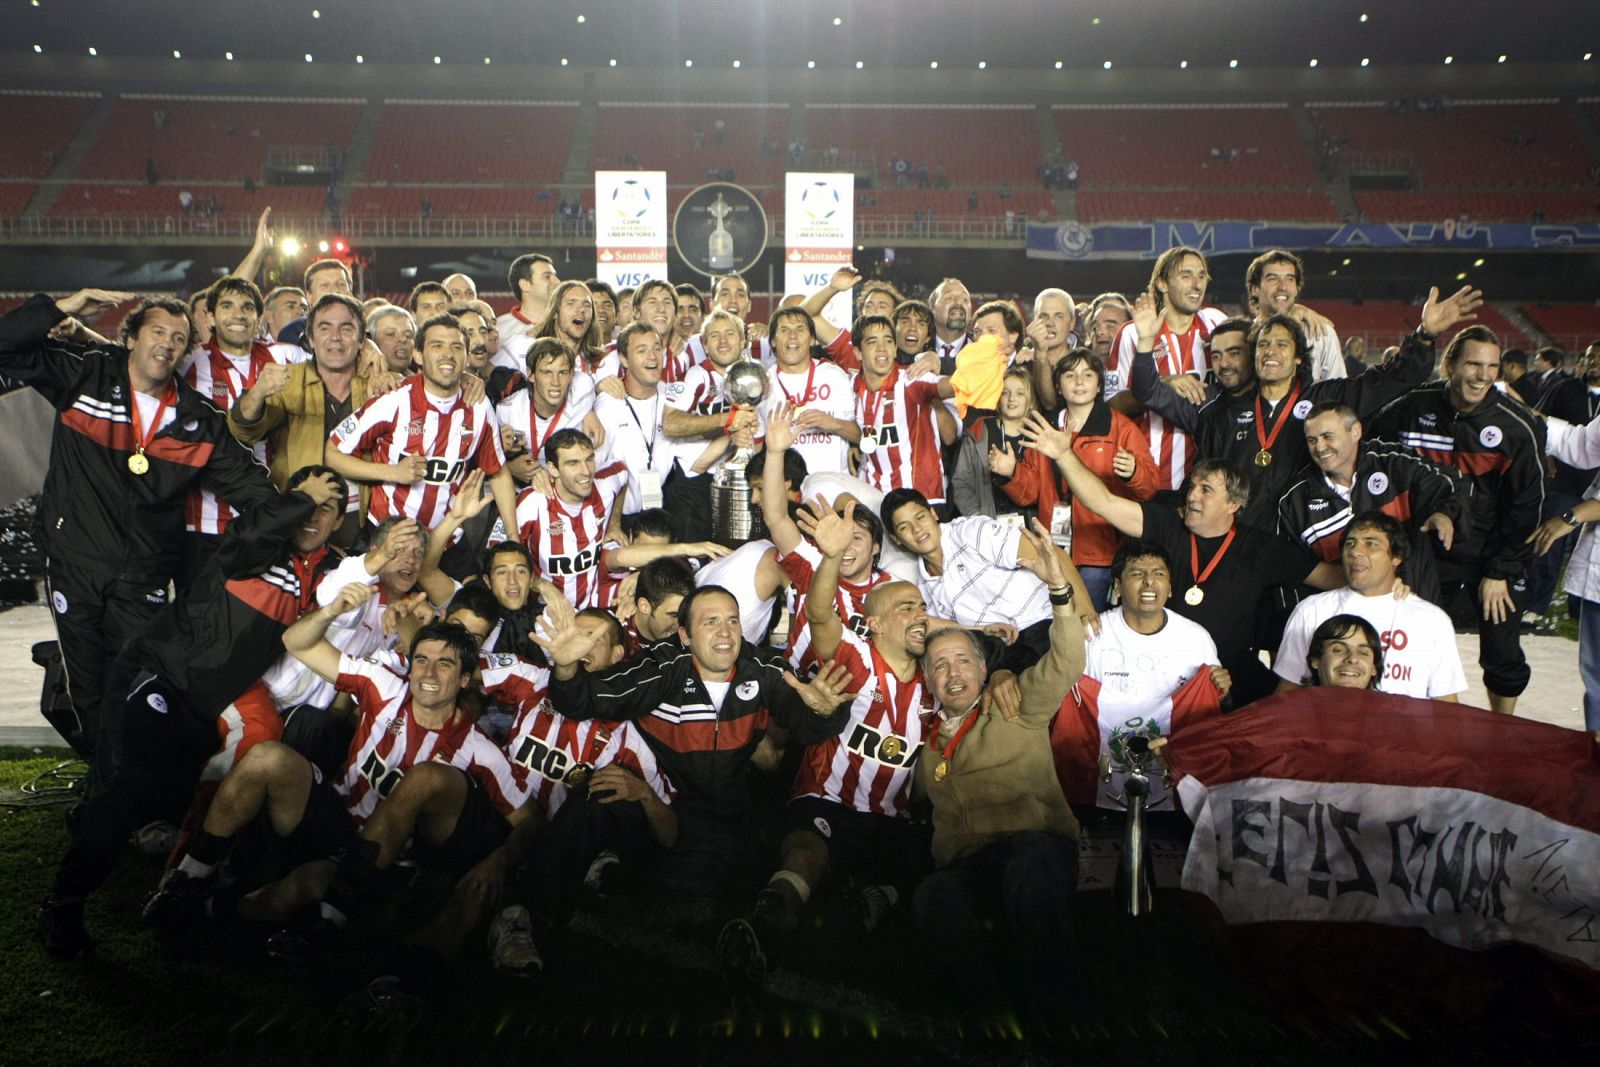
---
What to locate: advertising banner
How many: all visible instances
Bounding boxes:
[785,173,855,324]
[594,170,668,289]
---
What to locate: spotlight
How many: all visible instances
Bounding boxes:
[281,237,302,256]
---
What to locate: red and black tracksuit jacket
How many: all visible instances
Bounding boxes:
[1367,381,1546,581]
[0,294,277,582]
[1275,444,1470,603]
[548,641,848,822]
[124,492,341,722]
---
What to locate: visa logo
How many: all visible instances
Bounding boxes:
[613,272,650,286]
[802,272,834,286]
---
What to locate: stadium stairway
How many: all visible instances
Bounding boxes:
[557,84,600,187]
[1564,97,1600,165]
[331,98,385,215]
[21,94,116,220]
[1290,101,1357,221]
[1498,303,1552,350]
[1035,103,1078,221]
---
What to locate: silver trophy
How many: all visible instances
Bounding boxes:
[709,360,769,547]
[1102,718,1167,917]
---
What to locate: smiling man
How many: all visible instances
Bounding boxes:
[759,305,861,476]
[329,313,518,539]
[1246,249,1345,383]
[1274,512,1465,700]
[0,289,279,781]
[1369,329,1545,715]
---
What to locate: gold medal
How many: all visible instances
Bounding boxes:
[879,735,903,760]
[1184,585,1204,606]
[1254,448,1273,468]
[858,433,879,455]
[934,759,948,783]
[567,763,590,787]
[127,452,150,476]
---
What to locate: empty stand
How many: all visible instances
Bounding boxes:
[806,106,1042,185]
[851,187,1053,219]
[47,183,325,218]
[78,97,362,181]
[1521,303,1600,350]
[1311,102,1593,186]
[0,93,96,178]
[364,102,576,184]
[346,186,559,218]
[1311,300,1530,353]
[1077,189,1337,222]
[1353,189,1599,222]
[1054,106,1322,187]
[591,105,789,185]
[0,183,38,220]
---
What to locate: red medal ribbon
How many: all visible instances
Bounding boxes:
[858,366,898,431]
[529,397,569,452]
[128,382,178,458]
[1252,380,1303,455]
[931,702,983,768]
[1188,525,1238,589]
[867,641,920,741]
[777,360,818,408]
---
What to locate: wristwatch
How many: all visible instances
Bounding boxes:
[1562,509,1580,526]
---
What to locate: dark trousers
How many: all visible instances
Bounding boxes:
[281,705,354,780]
[983,617,1053,675]
[521,794,651,930]
[1440,560,1530,698]
[52,672,217,900]
[176,532,222,598]
[913,830,1078,991]
[1522,490,1582,616]
[661,467,714,542]
[43,557,169,779]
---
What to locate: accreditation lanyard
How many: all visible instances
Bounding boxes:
[624,391,660,467]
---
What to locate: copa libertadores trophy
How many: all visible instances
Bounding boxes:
[706,193,734,272]
[1102,718,1165,917]
[709,360,769,547]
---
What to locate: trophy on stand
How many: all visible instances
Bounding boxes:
[1102,718,1168,917]
[709,360,769,548]
[706,193,735,272]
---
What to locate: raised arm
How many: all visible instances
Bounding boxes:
[801,499,858,661]
[761,403,804,554]
[284,582,375,683]
[799,266,861,341]
[232,207,275,282]
[1019,411,1145,539]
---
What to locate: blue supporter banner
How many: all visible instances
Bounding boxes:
[1026,220,1600,260]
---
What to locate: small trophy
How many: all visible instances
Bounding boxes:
[710,360,769,547]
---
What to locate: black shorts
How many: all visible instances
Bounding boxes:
[281,776,359,863]
[413,775,510,871]
[784,795,933,889]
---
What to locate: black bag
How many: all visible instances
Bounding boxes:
[31,640,89,758]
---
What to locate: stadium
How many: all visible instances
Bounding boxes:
[1,1,1597,1062]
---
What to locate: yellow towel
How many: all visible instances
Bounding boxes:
[947,334,1004,417]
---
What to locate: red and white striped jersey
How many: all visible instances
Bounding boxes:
[661,339,691,385]
[1106,307,1228,491]
[181,339,288,535]
[854,368,948,504]
[496,461,629,609]
[792,629,934,817]
[821,328,864,374]
[493,389,591,460]
[661,357,766,475]
[330,375,506,530]
[480,652,673,817]
[332,652,524,827]
[778,541,889,673]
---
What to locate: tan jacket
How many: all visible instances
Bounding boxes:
[918,608,1086,867]
[228,360,373,516]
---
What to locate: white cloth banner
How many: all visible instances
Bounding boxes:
[784,173,854,325]
[1177,775,1600,971]
[594,171,668,290]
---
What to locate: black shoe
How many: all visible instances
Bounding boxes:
[338,975,424,1029]
[141,868,216,928]
[857,884,895,933]
[716,918,768,988]
[265,915,343,965]
[38,895,93,959]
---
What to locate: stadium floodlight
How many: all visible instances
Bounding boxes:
[561,58,569,66]
[732,59,741,68]
[87,46,97,56]
[1359,12,1368,21]
[34,44,43,54]
[1309,58,1319,68]
[609,58,617,67]
[1361,57,1370,67]
[1444,55,1453,64]
[433,56,441,65]
[808,60,816,69]
[1055,60,1063,69]
[977,60,987,69]
[1474,258,1485,267]
[577,13,586,22]
[312,8,321,17]
[318,240,330,254]
[1497,54,1507,63]
[172,49,181,58]
[1585,52,1594,61]
[483,57,491,65]
[225,51,234,61]
[833,16,842,25]
[684,59,693,67]
[930,60,938,69]
[1103,60,1112,70]
[1229,59,1239,68]
[305,54,313,63]
[855,61,863,69]
[282,237,301,256]
[1179,60,1188,69]
[355,54,364,63]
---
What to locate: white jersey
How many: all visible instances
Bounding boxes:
[1080,608,1220,809]
[493,462,629,609]
[1107,306,1228,491]
[1307,318,1347,382]
[259,552,398,712]
[494,388,593,461]
[1273,587,1467,699]
[330,375,506,530]
[760,359,858,476]
[594,385,674,514]
[695,539,780,645]
[496,308,541,350]
[915,516,1051,629]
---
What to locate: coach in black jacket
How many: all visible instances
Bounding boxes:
[0,290,278,777]
[541,583,855,906]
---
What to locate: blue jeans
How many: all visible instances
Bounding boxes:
[1579,597,1600,731]
[1078,565,1113,612]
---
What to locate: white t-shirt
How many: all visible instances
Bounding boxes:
[760,359,857,477]
[915,516,1051,629]
[695,539,780,646]
[1273,586,1467,699]
[260,553,397,711]
[799,472,919,585]
[594,385,674,513]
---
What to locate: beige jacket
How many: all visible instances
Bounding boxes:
[918,608,1086,867]
[228,361,373,516]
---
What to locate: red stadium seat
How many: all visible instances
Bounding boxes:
[345,186,559,218]
[0,93,97,178]
[806,106,1042,185]
[1055,106,1322,187]
[0,183,38,220]
[591,105,790,185]
[1520,304,1600,351]
[79,97,363,181]
[47,183,326,219]
[364,102,577,184]
[1353,189,1599,222]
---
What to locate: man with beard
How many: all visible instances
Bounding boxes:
[37,467,345,955]
[758,306,860,476]
[660,308,761,539]
[1104,247,1229,493]
[450,304,518,406]
[329,314,519,538]
[1278,402,1467,604]
[929,277,973,373]
[498,253,560,348]
[718,502,934,984]
[1246,249,1345,382]
[1368,324,1546,715]
[367,305,417,375]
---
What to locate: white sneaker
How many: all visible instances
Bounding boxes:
[583,850,621,894]
[488,905,542,975]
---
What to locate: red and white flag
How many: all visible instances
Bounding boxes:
[1167,690,1600,999]
[1053,670,1223,808]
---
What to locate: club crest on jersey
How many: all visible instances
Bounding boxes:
[736,679,759,701]
[812,816,832,838]
[1479,425,1503,448]
[547,518,567,535]
[1367,471,1390,495]
[1293,399,1313,420]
